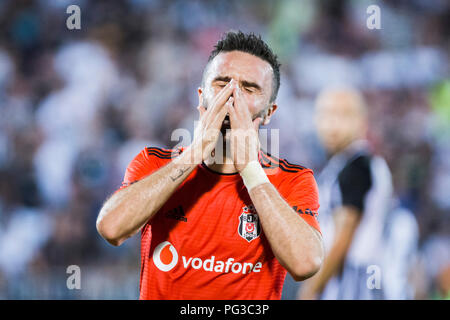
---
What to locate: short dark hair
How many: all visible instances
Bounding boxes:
[204,30,281,102]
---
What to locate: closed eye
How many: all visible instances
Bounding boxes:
[212,76,232,88]
[211,77,262,93]
[241,81,261,93]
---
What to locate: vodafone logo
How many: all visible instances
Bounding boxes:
[152,241,263,274]
[153,241,179,272]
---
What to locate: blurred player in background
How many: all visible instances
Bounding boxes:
[381,202,419,299]
[298,87,393,300]
[95,31,324,300]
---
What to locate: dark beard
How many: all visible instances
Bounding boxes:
[220,115,231,135]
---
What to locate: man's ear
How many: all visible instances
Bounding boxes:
[262,103,278,125]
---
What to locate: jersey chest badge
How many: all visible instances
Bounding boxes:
[238,204,261,242]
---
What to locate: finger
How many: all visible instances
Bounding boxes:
[210,97,234,129]
[197,105,206,118]
[234,87,252,121]
[208,79,237,115]
[217,97,232,123]
[252,116,262,132]
[226,97,238,128]
[252,117,262,152]
[234,88,256,130]
[232,86,242,118]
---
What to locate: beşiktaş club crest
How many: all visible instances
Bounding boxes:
[238,204,261,242]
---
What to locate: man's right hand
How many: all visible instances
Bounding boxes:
[192,79,237,163]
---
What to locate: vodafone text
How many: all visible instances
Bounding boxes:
[153,241,263,274]
[181,255,262,274]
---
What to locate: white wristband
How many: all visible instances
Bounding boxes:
[240,161,270,191]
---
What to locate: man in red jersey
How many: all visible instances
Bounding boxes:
[96,31,324,300]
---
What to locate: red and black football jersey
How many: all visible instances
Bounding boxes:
[118,147,320,300]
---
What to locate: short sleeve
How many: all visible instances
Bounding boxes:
[116,148,164,192]
[283,170,321,234]
[337,155,372,213]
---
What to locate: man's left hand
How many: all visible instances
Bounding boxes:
[227,87,262,172]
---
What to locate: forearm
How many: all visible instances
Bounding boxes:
[248,182,324,281]
[97,145,199,246]
[303,242,347,295]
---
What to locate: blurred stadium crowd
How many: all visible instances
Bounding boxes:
[0,0,448,299]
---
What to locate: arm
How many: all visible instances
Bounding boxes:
[298,206,361,298]
[97,79,238,246]
[227,87,323,280]
[249,181,324,281]
[298,155,372,299]
[96,146,198,246]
